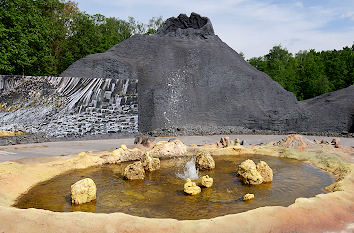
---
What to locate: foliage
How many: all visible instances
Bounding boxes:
[0,0,164,75]
[248,45,354,100]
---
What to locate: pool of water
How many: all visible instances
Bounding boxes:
[14,154,334,220]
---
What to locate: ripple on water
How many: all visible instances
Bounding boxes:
[14,154,334,220]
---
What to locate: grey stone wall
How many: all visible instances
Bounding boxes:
[0,75,138,137]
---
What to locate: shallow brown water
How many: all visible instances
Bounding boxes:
[15,154,334,220]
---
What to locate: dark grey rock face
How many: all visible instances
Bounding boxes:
[156,12,215,39]
[60,13,354,135]
[299,85,354,133]
[0,75,138,138]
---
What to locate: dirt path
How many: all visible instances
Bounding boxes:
[0,134,353,162]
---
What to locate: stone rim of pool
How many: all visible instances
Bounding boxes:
[0,134,353,233]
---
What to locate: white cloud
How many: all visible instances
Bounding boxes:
[342,11,354,21]
[75,0,354,58]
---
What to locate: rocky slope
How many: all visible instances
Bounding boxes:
[1,13,353,140]
[61,13,312,134]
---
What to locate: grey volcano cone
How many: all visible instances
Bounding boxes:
[60,13,354,134]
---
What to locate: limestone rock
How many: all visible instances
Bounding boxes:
[71,178,97,205]
[276,134,314,150]
[237,159,263,185]
[201,175,213,188]
[220,137,232,148]
[235,138,240,146]
[256,161,273,183]
[123,161,145,180]
[149,140,187,158]
[134,135,155,147]
[105,145,143,164]
[243,193,255,201]
[184,178,201,195]
[141,153,160,172]
[331,138,341,148]
[195,152,215,170]
[320,139,328,144]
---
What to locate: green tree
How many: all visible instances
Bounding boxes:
[0,0,63,75]
[248,44,353,100]
[1,0,164,75]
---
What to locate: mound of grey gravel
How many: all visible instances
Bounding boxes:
[61,13,354,136]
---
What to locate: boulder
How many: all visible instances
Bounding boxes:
[123,161,145,180]
[104,145,143,164]
[184,178,201,195]
[256,161,273,183]
[149,140,187,158]
[220,137,232,148]
[276,134,313,150]
[195,152,215,170]
[243,193,255,201]
[201,175,213,188]
[320,139,328,144]
[134,135,155,147]
[71,178,97,205]
[141,153,160,172]
[331,138,341,148]
[237,159,263,185]
[235,138,240,146]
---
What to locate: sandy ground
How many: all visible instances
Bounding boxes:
[0,134,353,162]
[0,135,353,233]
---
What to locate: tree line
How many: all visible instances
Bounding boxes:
[0,0,163,76]
[1,1,352,100]
[247,45,354,100]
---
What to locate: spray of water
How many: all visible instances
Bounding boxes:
[176,157,199,180]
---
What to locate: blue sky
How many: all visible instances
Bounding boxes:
[75,0,354,58]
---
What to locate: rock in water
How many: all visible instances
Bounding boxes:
[243,193,255,201]
[123,161,145,180]
[71,178,97,205]
[201,175,213,188]
[237,159,263,185]
[256,161,273,183]
[184,178,201,195]
[141,153,160,172]
[195,152,215,170]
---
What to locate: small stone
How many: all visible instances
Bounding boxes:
[256,161,273,183]
[220,137,232,147]
[237,159,263,185]
[141,153,160,172]
[240,140,246,146]
[320,139,328,144]
[123,161,145,180]
[77,152,87,158]
[195,152,215,170]
[71,178,96,205]
[201,175,213,188]
[331,138,341,148]
[120,144,128,150]
[235,138,240,146]
[243,193,255,201]
[184,178,201,195]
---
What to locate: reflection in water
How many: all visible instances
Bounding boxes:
[14,154,334,220]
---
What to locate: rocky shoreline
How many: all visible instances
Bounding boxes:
[1,128,353,146]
